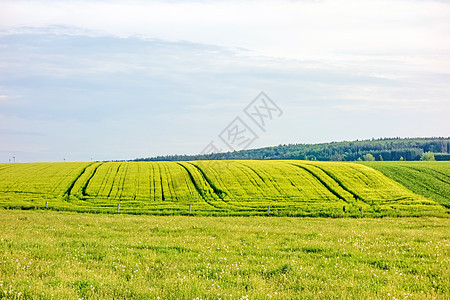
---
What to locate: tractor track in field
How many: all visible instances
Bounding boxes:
[405,166,450,184]
[81,163,103,198]
[151,164,157,201]
[107,164,121,198]
[309,164,363,202]
[164,163,177,201]
[244,163,290,198]
[188,163,228,202]
[290,163,353,204]
[177,163,222,210]
[234,163,267,196]
[97,163,113,197]
[52,168,79,195]
[63,163,94,198]
[118,163,129,200]
[238,162,291,198]
[159,164,165,201]
[394,166,450,203]
[276,164,306,195]
[237,162,266,183]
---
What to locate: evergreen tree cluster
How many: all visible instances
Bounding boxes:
[134,137,450,162]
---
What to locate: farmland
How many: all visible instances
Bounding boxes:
[362,161,450,209]
[0,210,448,299]
[0,161,448,216]
[1,161,449,298]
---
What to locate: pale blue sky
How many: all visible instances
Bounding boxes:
[0,0,449,162]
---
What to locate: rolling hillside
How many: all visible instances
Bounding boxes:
[0,161,447,216]
[362,161,450,209]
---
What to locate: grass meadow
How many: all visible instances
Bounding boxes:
[0,210,448,299]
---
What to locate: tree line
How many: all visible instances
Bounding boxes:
[133,137,450,162]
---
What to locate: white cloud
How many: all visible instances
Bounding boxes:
[0,0,449,161]
[1,0,449,71]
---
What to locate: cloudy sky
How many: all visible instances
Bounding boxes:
[1,0,449,162]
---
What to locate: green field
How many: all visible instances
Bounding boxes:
[362,161,450,209]
[0,210,448,299]
[1,162,449,298]
[0,161,448,216]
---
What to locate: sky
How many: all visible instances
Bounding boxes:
[0,0,449,162]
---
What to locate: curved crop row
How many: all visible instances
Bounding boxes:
[0,161,447,216]
[362,161,450,208]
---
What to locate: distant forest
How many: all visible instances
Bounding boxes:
[133,137,450,162]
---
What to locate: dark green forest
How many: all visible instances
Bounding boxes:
[134,137,450,162]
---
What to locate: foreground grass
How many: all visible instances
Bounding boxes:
[0,210,448,299]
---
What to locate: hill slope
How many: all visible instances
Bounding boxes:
[362,161,450,209]
[0,161,446,216]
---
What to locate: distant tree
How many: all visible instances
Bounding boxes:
[420,151,435,161]
[435,154,450,161]
[363,154,375,161]
[377,155,384,161]
[331,154,345,161]
[357,157,363,161]
[399,156,405,161]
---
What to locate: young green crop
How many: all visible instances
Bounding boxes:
[0,161,447,216]
[361,161,450,208]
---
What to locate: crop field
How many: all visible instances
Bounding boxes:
[0,161,448,216]
[362,161,450,209]
[1,162,449,298]
[0,210,448,299]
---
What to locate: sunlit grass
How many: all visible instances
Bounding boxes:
[0,210,448,299]
[0,161,447,216]
[362,161,450,208]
